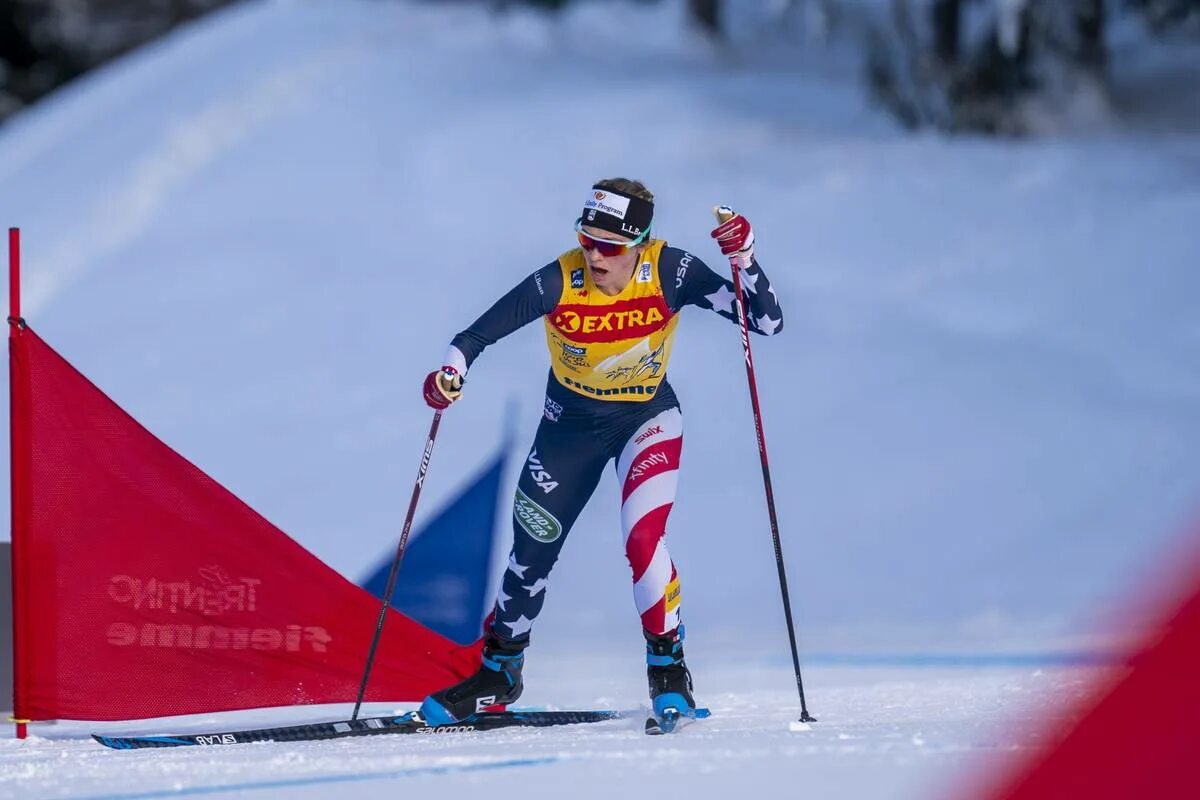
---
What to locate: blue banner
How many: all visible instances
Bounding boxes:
[361,448,505,645]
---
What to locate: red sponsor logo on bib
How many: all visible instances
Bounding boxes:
[549,296,672,344]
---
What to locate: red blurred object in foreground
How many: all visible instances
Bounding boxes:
[982,538,1200,799]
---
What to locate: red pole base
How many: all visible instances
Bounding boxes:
[16,722,27,739]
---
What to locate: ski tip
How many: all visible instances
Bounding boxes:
[645,708,680,735]
[644,705,711,735]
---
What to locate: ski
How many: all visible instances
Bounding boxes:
[93,709,621,750]
[644,706,710,736]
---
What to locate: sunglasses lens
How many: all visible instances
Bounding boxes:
[577,231,628,257]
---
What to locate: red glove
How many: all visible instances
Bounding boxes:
[710,211,756,270]
[422,367,463,410]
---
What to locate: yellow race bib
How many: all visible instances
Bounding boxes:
[544,240,679,402]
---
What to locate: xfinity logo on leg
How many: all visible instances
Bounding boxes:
[628,451,670,482]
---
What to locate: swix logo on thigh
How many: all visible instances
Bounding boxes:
[526,448,558,493]
[634,425,663,446]
[543,396,563,422]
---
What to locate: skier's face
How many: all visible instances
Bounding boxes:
[579,224,640,296]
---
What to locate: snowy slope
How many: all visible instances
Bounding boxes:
[0,0,1197,659]
[1,1,1197,797]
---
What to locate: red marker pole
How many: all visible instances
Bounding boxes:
[8,228,28,739]
[8,229,17,326]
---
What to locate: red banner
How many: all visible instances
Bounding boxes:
[10,327,478,722]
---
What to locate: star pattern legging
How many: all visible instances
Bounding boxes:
[493,393,684,641]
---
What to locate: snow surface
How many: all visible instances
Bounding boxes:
[0,0,1196,796]
[2,659,1103,800]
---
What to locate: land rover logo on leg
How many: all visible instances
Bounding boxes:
[514,487,562,543]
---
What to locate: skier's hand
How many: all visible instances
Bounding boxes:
[422,366,463,410]
[710,208,755,270]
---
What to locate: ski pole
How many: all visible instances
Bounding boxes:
[714,206,816,724]
[351,409,443,721]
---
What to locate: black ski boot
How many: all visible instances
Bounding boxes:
[645,626,696,719]
[419,632,526,725]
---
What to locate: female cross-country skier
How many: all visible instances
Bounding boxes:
[418,178,783,725]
